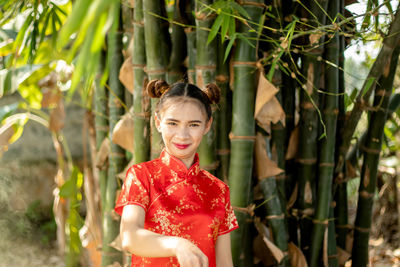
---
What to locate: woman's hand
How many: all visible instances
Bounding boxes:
[174,238,209,267]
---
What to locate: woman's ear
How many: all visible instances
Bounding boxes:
[154,113,162,132]
[204,117,213,135]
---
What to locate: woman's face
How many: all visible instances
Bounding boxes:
[155,100,212,168]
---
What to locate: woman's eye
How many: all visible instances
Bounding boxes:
[189,124,200,127]
[167,122,177,126]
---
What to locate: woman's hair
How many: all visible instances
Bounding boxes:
[146,79,220,121]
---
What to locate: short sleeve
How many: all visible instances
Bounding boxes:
[218,186,239,235]
[114,165,150,216]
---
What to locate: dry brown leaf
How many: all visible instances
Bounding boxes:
[253,234,275,266]
[285,126,299,160]
[109,234,122,252]
[304,181,313,204]
[254,72,279,118]
[41,88,62,108]
[119,57,134,94]
[112,111,134,153]
[286,183,298,210]
[337,246,351,266]
[309,33,322,45]
[49,101,65,132]
[345,160,357,178]
[254,217,284,263]
[288,242,308,267]
[255,97,285,133]
[255,133,284,179]
[96,138,110,168]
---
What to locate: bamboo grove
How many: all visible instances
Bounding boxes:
[1,0,400,266]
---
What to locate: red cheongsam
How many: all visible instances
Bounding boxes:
[115,149,239,267]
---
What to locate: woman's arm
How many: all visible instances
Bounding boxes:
[215,233,234,267]
[120,204,208,267]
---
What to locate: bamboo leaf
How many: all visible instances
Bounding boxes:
[224,33,236,62]
[362,77,375,97]
[228,15,236,36]
[207,13,224,44]
[229,2,250,19]
[220,14,230,42]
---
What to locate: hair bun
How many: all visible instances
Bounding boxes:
[146,79,170,98]
[204,83,221,104]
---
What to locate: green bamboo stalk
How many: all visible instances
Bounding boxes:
[229,1,264,266]
[132,0,150,164]
[186,28,196,84]
[216,38,231,183]
[351,45,400,266]
[167,0,187,84]
[143,0,170,159]
[334,0,348,250]
[259,136,290,266]
[328,206,338,266]
[195,0,218,173]
[297,0,329,258]
[101,4,125,266]
[95,50,109,212]
[335,5,400,175]
[309,0,339,265]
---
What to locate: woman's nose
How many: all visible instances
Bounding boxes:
[176,126,190,139]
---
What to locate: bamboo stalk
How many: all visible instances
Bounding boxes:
[132,0,150,164]
[334,0,348,250]
[229,1,264,266]
[336,5,400,174]
[297,0,329,259]
[101,4,125,266]
[195,0,218,173]
[143,0,170,159]
[216,39,231,183]
[351,45,400,266]
[309,0,339,265]
[167,0,187,84]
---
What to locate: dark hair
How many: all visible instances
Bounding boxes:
[146,80,220,120]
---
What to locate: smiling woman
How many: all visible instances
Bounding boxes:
[115,80,238,267]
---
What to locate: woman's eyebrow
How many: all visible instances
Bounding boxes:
[188,120,202,123]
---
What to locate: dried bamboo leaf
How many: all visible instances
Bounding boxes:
[96,138,110,168]
[49,101,65,132]
[337,246,351,266]
[119,56,134,94]
[286,183,298,210]
[255,133,284,179]
[253,234,275,266]
[112,111,134,153]
[323,227,328,267]
[254,71,279,117]
[254,217,284,263]
[309,33,322,45]
[288,242,308,267]
[285,126,299,160]
[109,234,122,252]
[304,181,313,204]
[41,88,62,108]
[346,160,358,178]
[255,97,286,133]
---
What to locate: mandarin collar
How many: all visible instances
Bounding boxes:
[160,149,200,177]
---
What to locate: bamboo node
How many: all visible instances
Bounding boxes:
[133,112,151,119]
[354,226,370,233]
[360,144,381,155]
[265,214,285,220]
[132,64,146,69]
[217,149,230,155]
[232,61,257,67]
[237,0,268,8]
[233,204,255,216]
[336,224,352,229]
[145,68,167,75]
[132,20,144,26]
[312,219,329,225]
[216,74,229,83]
[360,190,374,199]
[195,64,217,70]
[275,173,288,180]
[201,161,219,171]
[229,132,257,141]
[110,152,126,158]
[296,158,317,164]
[319,162,335,167]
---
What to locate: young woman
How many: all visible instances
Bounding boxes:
[115,80,238,267]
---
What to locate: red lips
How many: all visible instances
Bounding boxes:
[174,143,190,149]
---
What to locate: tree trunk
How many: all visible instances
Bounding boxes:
[132,0,150,164]
[101,4,125,266]
[351,44,400,267]
[229,1,264,266]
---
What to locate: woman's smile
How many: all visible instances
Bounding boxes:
[173,143,191,150]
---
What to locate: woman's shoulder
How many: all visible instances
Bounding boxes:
[199,169,230,191]
[126,158,161,176]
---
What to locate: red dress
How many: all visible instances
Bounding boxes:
[115,149,239,267]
